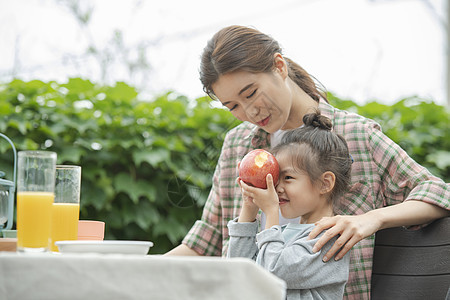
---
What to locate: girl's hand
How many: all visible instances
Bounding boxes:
[240,174,279,215]
[237,177,259,222]
[237,177,258,208]
[308,214,381,262]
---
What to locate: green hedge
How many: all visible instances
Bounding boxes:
[327,94,450,182]
[0,79,448,253]
[0,78,240,253]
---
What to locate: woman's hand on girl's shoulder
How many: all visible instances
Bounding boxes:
[308,214,381,262]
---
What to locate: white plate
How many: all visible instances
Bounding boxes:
[55,240,154,255]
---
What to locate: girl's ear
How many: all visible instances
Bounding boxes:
[273,53,288,79]
[320,171,336,195]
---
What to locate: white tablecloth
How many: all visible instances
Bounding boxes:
[0,253,286,300]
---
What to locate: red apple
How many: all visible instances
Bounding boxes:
[238,149,279,189]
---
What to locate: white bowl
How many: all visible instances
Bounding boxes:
[56,240,154,255]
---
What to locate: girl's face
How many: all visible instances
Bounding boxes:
[275,151,332,223]
[211,67,293,134]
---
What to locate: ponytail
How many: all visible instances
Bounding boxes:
[284,57,326,103]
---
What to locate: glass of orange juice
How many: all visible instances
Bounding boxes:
[17,151,57,252]
[51,165,81,252]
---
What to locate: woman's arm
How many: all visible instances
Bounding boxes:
[308,200,450,261]
[164,244,201,256]
[309,122,449,262]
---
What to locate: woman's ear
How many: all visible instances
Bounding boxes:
[273,53,288,79]
[320,171,336,195]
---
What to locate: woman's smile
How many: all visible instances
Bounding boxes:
[256,115,271,127]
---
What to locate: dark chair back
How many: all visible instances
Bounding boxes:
[371,216,450,300]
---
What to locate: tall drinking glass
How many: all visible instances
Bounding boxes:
[17,151,57,252]
[51,165,81,252]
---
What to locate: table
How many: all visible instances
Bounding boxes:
[0,252,286,300]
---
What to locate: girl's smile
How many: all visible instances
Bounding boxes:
[278,197,290,205]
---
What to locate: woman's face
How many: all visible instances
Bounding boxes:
[211,69,293,133]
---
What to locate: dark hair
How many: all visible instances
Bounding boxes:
[200,25,326,102]
[272,111,351,209]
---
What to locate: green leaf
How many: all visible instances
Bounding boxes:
[57,147,85,164]
[113,173,156,204]
[7,119,28,135]
[133,148,170,167]
[135,201,159,230]
[426,151,450,170]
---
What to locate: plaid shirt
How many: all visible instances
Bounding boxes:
[182,100,449,299]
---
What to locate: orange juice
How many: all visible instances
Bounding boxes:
[50,203,80,251]
[17,191,54,250]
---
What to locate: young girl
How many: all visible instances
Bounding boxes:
[166,25,449,299]
[227,111,351,299]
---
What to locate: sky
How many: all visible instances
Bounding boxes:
[0,0,447,106]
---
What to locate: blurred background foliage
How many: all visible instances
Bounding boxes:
[328,93,450,180]
[0,78,449,253]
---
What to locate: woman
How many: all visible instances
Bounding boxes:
[166,25,449,299]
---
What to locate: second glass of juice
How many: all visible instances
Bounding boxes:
[51,165,81,252]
